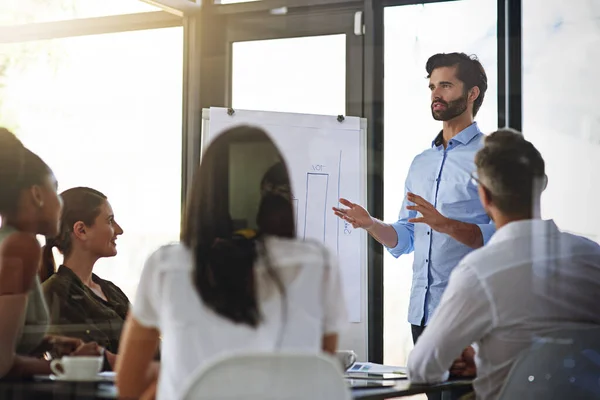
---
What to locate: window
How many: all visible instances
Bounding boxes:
[231,34,346,115]
[0,0,160,26]
[383,0,498,366]
[0,26,183,299]
[523,0,600,243]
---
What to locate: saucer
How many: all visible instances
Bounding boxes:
[49,374,106,382]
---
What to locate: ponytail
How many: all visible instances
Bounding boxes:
[40,238,57,283]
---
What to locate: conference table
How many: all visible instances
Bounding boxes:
[350,379,473,399]
[0,377,473,399]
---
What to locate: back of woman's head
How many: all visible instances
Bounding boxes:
[41,187,107,282]
[182,125,294,328]
[0,127,53,217]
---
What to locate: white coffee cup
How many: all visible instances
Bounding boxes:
[336,350,357,371]
[50,356,103,381]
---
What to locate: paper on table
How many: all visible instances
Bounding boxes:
[98,371,116,381]
[347,362,407,375]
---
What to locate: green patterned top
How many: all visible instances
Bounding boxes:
[42,265,130,353]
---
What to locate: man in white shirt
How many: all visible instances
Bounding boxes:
[407,128,600,399]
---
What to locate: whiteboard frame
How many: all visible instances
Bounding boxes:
[200,108,369,361]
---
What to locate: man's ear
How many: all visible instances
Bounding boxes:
[478,185,496,222]
[478,184,491,209]
[72,221,87,240]
[469,86,480,103]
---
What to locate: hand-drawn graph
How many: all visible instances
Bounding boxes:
[303,173,329,242]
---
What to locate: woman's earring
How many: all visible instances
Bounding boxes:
[38,201,44,208]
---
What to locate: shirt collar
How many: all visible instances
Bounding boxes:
[57,265,102,288]
[488,219,560,246]
[431,122,481,148]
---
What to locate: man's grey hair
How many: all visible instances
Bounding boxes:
[474,128,547,216]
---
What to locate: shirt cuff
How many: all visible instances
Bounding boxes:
[441,370,450,382]
[477,223,496,245]
[386,222,413,258]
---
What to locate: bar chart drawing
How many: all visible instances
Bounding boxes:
[303,173,329,242]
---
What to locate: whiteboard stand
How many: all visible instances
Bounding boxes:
[201,107,369,361]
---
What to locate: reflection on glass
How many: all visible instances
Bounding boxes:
[0,27,183,299]
[523,0,600,243]
[383,0,497,366]
[0,0,160,26]
[229,141,282,231]
[232,34,346,115]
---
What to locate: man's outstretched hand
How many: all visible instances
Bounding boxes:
[406,192,451,233]
[332,198,374,230]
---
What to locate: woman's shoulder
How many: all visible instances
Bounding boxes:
[144,242,192,272]
[42,268,83,304]
[0,230,41,264]
[263,236,332,267]
[41,271,64,292]
[0,231,42,295]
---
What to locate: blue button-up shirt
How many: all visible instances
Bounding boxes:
[387,122,495,326]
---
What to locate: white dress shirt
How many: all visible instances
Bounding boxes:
[407,219,600,400]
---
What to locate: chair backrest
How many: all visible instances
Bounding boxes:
[180,352,352,400]
[498,327,600,400]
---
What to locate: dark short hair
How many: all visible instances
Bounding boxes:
[475,128,546,216]
[426,52,488,117]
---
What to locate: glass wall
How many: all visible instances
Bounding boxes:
[0,26,183,299]
[383,0,498,366]
[522,0,600,243]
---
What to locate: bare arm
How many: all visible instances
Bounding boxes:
[4,356,51,377]
[364,219,399,248]
[0,233,44,377]
[443,220,483,248]
[116,316,160,399]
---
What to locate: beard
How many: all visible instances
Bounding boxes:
[431,92,468,121]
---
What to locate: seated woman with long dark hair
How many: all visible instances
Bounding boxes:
[41,187,128,369]
[115,126,348,400]
[0,128,101,378]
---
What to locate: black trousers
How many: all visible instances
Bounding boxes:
[411,324,473,400]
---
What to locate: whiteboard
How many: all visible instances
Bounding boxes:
[201,107,368,360]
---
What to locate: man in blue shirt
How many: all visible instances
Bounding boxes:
[334,52,495,344]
